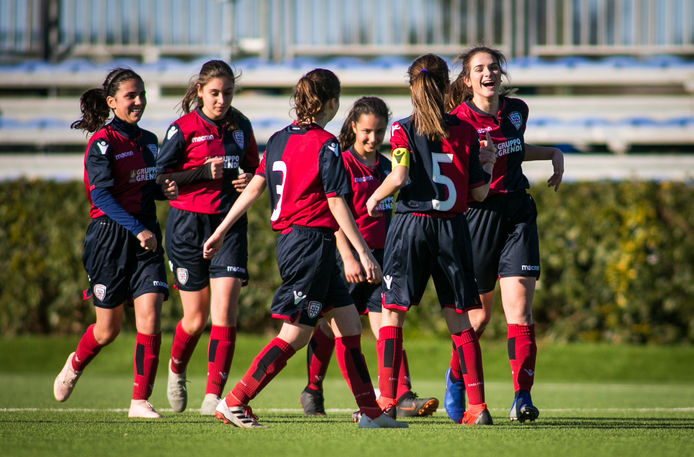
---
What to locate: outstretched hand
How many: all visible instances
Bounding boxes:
[547,148,564,191]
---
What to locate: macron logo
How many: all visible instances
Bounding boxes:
[524,369,535,377]
[293,290,306,304]
[383,275,393,289]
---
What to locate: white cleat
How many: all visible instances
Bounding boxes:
[215,399,265,428]
[167,362,187,413]
[200,393,221,416]
[53,352,81,402]
[128,399,162,418]
[358,412,409,428]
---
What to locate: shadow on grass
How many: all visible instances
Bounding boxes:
[504,417,694,430]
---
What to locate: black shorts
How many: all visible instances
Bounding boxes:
[382,212,481,313]
[165,206,249,291]
[82,216,169,309]
[343,248,384,314]
[466,191,540,293]
[271,226,354,326]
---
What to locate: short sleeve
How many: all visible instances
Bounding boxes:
[85,138,115,189]
[318,139,350,198]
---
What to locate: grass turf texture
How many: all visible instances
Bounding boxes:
[1,335,693,457]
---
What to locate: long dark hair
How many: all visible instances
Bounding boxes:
[291,68,341,127]
[71,68,144,133]
[338,96,391,152]
[446,46,511,111]
[181,59,242,128]
[408,54,450,142]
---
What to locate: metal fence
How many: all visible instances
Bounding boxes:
[1,0,693,62]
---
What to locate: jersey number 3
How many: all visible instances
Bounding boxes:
[431,152,456,211]
[270,160,287,222]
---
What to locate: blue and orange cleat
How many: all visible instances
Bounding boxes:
[444,367,466,423]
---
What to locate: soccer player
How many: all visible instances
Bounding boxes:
[366,54,496,425]
[203,69,406,429]
[156,60,259,415]
[299,96,439,418]
[53,68,177,418]
[444,46,564,423]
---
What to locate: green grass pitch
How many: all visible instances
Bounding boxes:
[1,335,693,457]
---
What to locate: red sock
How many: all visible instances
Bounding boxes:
[377,326,402,405]
[133,332,161,400]
[448,342,462,380]
[306,325,335,391]
[170,320,202,374]
[206,325,237,396]
[451,328,485,405]
[508,324,537,392]
[396,349,412,399]
[229,337,295,405]
[335,335,380,419]
[73,324,103,371]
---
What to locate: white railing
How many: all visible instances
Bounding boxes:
[1,0,693,62]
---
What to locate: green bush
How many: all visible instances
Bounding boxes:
[1,179,693,342]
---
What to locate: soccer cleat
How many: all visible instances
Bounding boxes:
[461,403,493,425]
[128,399,162,418]
[53,352,82,402]
[509,390,540,423]
[200,393,221,416]
[215,400,265,428]
[358,412,409,428]
[166,362,187,413]
[396,391,439,417]
[444,367,466,423]
[299,387,326,416]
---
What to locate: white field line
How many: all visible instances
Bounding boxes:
[2,407,693,413]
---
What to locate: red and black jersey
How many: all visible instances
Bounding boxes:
[342,147,391,250]
[84,117,160,221]
[451,96,530,196]
[389,114,489,215]
[257,122,350,232]
[157,107,259,214]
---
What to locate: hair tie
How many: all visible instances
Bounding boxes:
[419,68,429,74]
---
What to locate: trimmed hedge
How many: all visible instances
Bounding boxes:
[1,179,693,342]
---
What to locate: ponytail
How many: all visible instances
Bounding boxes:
[292,68,340,127]
[408,54,449,142]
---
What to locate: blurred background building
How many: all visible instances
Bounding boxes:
[1,0,694,168]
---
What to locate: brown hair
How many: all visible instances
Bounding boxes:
[446,46,510,111]
[408,54,450,142]
[71,68,144,133]
[181,59,240,127]
[338,96,391,152]
[292,68,341,127]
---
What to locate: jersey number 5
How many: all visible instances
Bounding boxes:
[431,152,456,211]
[270,160,287,222]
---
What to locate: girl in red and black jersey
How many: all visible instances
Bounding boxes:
[298,97,439,419]
[156,60,259,415]
[444,46,564,424]
[366,54,496,425]
[53,68,177,418]
[202,69,406,429]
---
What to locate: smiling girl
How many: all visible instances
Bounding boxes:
[156,60,259,416]
[54,68,177,418]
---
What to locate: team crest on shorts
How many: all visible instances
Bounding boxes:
[93,284,107,301]
[508,111,523,130]
[306,301,323,319]
[176,267,189,285]
[233,130,244,149]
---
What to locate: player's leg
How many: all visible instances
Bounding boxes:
[377,307,406,415]
[500,276,539,423]
[54,305,123,402]
[129,292,164,418]
[444,308,492,425]
[216,320,311,428]
[201,276,241,414]
[167,288,208,412]
[300,318,334,415]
